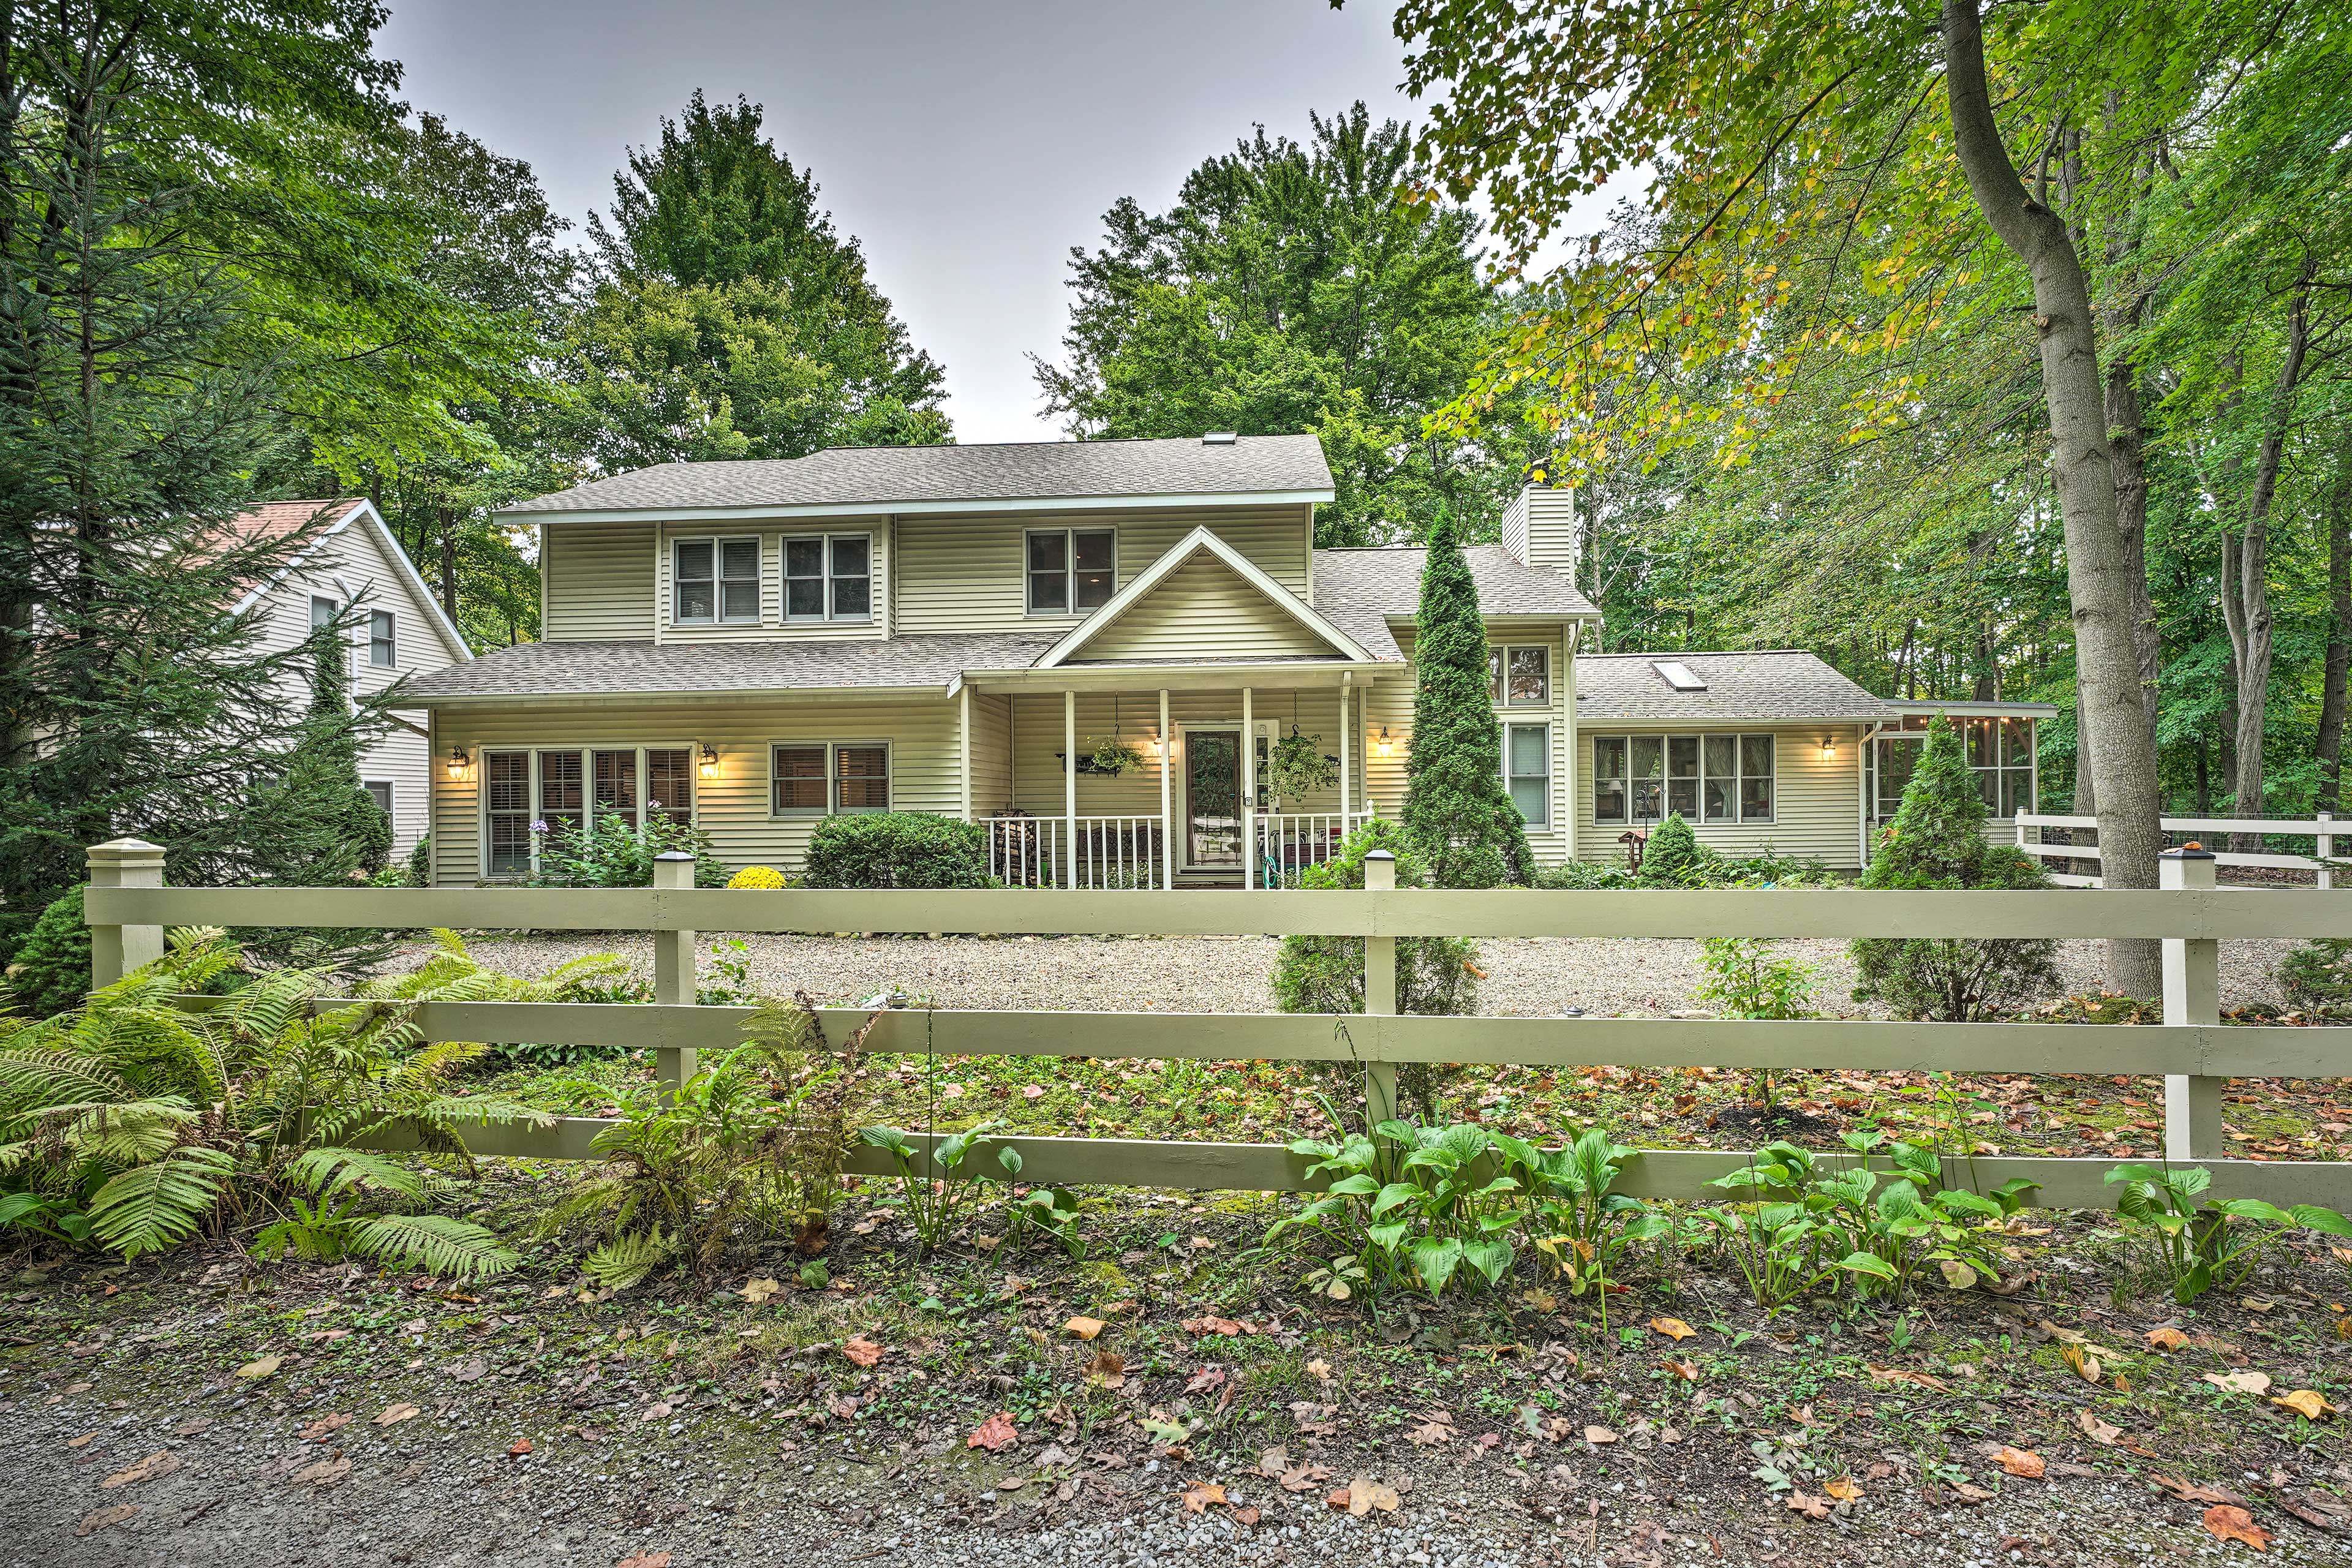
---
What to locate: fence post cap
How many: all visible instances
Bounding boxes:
[87,838,167,863]
[652,850,697,862]
[1362,849,1396,861]
[2158,846,2217,860]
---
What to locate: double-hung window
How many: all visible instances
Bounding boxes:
[1503,723,1551,827]
[1591,733,1775,825]
[1488,645,1551,706]
[1025,529,1115,615]
[674,537,761,624]
[783,533,872,622]
[368,609,395,667]
[480,745,697,876]
[771,741,891,815]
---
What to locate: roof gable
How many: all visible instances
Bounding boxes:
[230,498,472,663]
[1037,526,1370,669]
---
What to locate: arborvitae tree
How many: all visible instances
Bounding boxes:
[4,885,93,1017]
[0,21,391,960]
[263,632,394,880]
[1853,717,2062,1019]
[1637,813,1703,887]
[1401,506,1533,886]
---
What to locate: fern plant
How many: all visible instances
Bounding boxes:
[253,1147,518,1280]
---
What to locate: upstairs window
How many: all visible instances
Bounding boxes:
[674,537,760,624]
[368,609,396,667]
[1488,644,1551,706]
[783,533,873,622]
[1027,529,1115,615]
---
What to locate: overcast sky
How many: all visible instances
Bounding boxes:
[378,0,1469,445]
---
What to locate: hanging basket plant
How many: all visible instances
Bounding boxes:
[1266,726,1338,798]
[1088,737,1145,776]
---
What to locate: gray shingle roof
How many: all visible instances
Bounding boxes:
[1312,545,1599,621]
[1574,651,1896,723]
[504,435,1334,516]
[404,633,1060,702]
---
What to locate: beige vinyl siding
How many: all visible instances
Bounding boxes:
[1523,489,1577,576]
[1359,627,1574,867]
[968,693,1014,816]
[542,522,655,641]
[1574,723,1866,869]
[893,505,1311,636]
[653,519,891,642]
[1080,555,1341,662]
[430,697,959,883]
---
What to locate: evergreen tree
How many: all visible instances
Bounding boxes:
[4,885,92,1017]
[1401,506,1533,887]
[1637,814,1703,887]
[0,21,388,957]
[565,91,949,469]
[1853,718,2062,1020]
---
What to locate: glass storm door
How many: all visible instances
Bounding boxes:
[1185,729,1242,868]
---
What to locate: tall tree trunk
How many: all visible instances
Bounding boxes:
[2319,431,2352,815]
[2100,106,2162,752]
[2218,261,2314,851]
[1943,0,2163,994]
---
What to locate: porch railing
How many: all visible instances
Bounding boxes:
[79,839,2352,1211]
[1254,809,1378,886]
[982,815,1167,889]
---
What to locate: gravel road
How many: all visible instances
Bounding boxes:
[423,932,2299,1017]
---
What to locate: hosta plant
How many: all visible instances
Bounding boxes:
[2106,1163,2352,1303]
[994,1145,1084,1257]
[1270,1117,1523,1300]
[1493,1128,1671,1329]
[858,1120,1000,1257]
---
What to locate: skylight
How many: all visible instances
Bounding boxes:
[1201,431,1238,445]
[1653,661,1706,692]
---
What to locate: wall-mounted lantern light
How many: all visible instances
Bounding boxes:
[1819,735,1838,762]
[444,745,469,782]
[698,743,720,780]
[1376,726,1394,758]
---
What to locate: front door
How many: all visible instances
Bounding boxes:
[1185,728,1242,869]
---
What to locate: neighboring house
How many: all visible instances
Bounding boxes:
[230,499,473,858]
[401,437,2048,886]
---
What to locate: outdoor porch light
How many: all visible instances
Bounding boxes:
[443,745,469,782]
[1819,735,1838,761]
[1377,726,1393,758]
[698,743,720,780]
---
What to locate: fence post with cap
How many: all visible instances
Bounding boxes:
[2160,846,2223,1161]
[86,839,167,989]
[652,850,699,1098]
[1362,849,1398,1129]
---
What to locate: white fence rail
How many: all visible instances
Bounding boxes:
[2018,812,2339,887]
[77,840,2352,1209]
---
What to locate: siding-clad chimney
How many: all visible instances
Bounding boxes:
[1499,470,1578,584]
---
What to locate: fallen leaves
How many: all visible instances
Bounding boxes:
[65,1431,96,1449]
[2271,1389,2337,1422]
[2203,1370,2273,1395]
[1584,1425,1619,1446]
[507,1438,533,1457]
[75,1503,140,1537]
[1406,1412,1455,1446]
[100,1451,180,1490]
[1086,1350,1126,1390]
[1784,1491,1832,1520]
[2203,1505,2273,1551]
[1865,1363,1948,1392]
[233,1354,281,1381]
[291,1454,350,1488]
[2060,1343,2103,1385]
[1648,1316,1697,1341]
[840,1334,884,1368]
[1063,1316,1106,1340]
[967,1412,1019,1453]
[737,1276,782,1304]
[374,1403,421,1427]
[1824,1477,1863,1502]
[1182,1314,1249,1336]
[1662,1357,1700,1382]
[298,1413,353,1442]
[2155,1474,2246,1506]
[2074,1409,2122,1446]
[1991,1446,2045,1479]
[1326,1476,1401,1516]
[2146,1325,2191,1352]
[1179,1480,1226,1513]
[614,1553,673,1568]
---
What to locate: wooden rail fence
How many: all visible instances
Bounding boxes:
[81,840,2352,1210]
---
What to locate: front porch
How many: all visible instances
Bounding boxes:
[956,669,1392,888]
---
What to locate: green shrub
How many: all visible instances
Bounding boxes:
[1852,716,2060,1020]
[2278,938,2352,1013]
[1272,820,1479,1121]
[1533,859,1637,889]
[799,811,993,889]
[1400,504,1532,887]
[403,833,433,888]
[4,886,91,1017]
[1637,813,1703,886]
[530,810,727,888]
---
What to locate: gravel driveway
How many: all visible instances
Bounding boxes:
[424,932,2298,1017]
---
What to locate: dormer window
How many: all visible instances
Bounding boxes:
[1027,528,1115,616]
[675,537,760,624]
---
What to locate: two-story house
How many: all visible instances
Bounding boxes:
[231,498,472,858]
[402,436,2050,886]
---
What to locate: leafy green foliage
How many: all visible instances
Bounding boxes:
[4,888,92,1019]
[1695,937,1818,1113]
[1272,1120,1524,1300]
[254,1147,518,1280]
[1504,1128,1671,1329]
[1637,815,1702,888]
[993,1145,1084,1259]
[1265,728,1338,801]
[2106,1162,2352,1303]
[1401,507,1532,888]
[1853,719,2061,1019]
[799,812,995,890]
[859,1121,1000,1258]
[2277,937,2352,1014]
[528,811,727,888]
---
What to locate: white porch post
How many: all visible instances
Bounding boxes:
[1063,689,1078,889]
[1241,685,1256,888]
[1158,688,1174,890]
[1338,677,1352,826]
[958,684,973,823]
